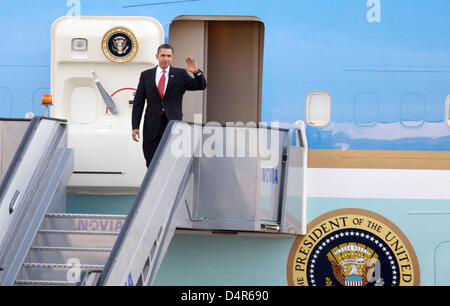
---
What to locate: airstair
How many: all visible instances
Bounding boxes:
[0,117,307,286]
[15,213,126,286]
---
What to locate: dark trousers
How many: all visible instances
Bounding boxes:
[143,113,169,168]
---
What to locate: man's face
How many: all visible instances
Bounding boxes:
[156,48,174,69]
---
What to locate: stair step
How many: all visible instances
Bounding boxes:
[30,246,113,252]
[18,263,104,282]
[34,229,120,248]
[14,213,127,285]
[15,279,78,286]
[39,229,120,234]
[23,263,105,269]
[46,213,127,219]
[43,213,127,231]
[26,246,112,265]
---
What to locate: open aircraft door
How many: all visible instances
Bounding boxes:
[51,16,164,193]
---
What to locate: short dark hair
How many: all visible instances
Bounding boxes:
[157,43,174,54]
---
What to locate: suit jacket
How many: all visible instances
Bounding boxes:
[132,66,207,140]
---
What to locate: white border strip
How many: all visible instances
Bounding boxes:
[308,168,450,200]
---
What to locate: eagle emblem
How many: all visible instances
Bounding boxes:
[327,243,378,286]
[112,36,129,55]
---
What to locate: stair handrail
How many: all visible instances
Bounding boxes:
[0,117,73,285]
[98,120,181,286]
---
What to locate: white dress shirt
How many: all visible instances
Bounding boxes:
[155,65,170,96]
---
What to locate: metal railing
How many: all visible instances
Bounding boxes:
[0,117,73,285]
[97,120,308,286]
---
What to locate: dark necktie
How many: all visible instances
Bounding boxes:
[158,70,166,99]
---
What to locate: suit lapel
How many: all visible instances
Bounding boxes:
[148,67,161,100]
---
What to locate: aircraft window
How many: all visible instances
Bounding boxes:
[446,95,450,126]
[400,93,425,128]
[354,92,378,127]
[306,90,331,126]
[71,38,88,59]
[72,38,88,51]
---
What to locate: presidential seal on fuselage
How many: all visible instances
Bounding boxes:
[287,208,420,286]
[102,27,138,63]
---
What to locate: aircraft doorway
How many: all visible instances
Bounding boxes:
[170,16,264,124]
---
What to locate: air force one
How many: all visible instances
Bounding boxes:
[0,0,448,286]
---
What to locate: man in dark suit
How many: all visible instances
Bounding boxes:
[131,44,207,167]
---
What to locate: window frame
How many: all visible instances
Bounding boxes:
[305,90,332,127]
